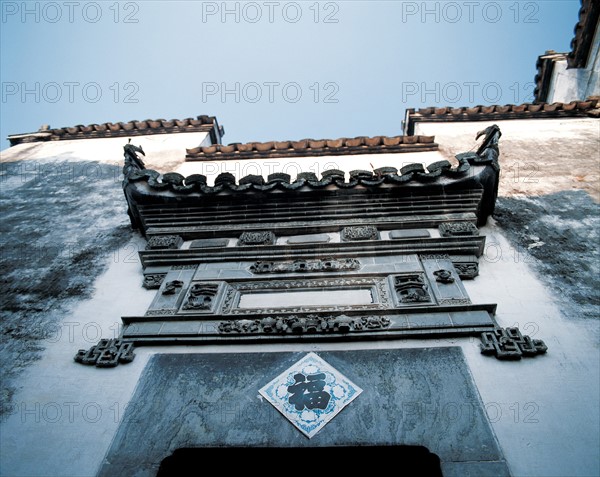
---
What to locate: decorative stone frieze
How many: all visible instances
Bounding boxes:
[249,258,361,274]
[218,314,391,334]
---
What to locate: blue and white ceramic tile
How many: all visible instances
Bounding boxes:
[259,352,363,438]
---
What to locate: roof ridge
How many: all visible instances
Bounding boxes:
[186,134,438,161]
[8,115,223,147]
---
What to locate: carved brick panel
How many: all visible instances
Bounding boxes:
[222,277,390,315]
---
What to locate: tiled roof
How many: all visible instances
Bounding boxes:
[126,154,492,196]
[568,0,599,69]
[8,115,223,147]
[403,99,599,135]
[186,135,437,161]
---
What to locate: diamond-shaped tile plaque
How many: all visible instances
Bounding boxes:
[259,352,363,438]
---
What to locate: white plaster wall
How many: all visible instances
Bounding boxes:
[548,26,600,104]
[1,132,210,172]
[1,221,598,477]
[414,118,600,201]
[1,130,598,477]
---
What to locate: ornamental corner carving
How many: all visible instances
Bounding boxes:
[218,314,391,335]
[74,339,135,367]
[393,274,431,303]
[142,273,166,289]
[162,280,184,295]
[145,235,183,250]
[341,226,379,241]
[238,231,276,246]
[249,258,361,274]
[480,327,547,360]
[439,222,479,237]
[182,283,220,310]
[454,262,479,279]
[434,269,455,283]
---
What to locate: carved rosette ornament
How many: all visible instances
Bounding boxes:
[480,327,547,360]
[439,222,479,237]
[74,339,135,367]
[218,314,391,334]
[341,226,379,241]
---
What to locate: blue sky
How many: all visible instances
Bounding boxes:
[0,1,582,149]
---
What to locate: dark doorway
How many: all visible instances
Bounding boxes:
[157,446,443,477]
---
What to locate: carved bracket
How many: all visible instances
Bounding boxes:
[480,327,547,360]
[74,339,135,367]
[218,314,391,334]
